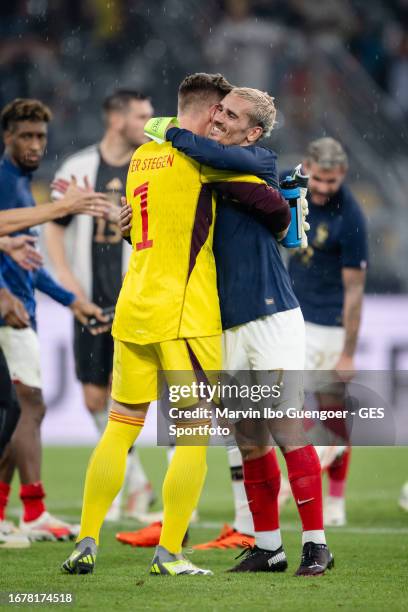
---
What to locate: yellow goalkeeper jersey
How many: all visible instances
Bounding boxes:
[112,140,263,345]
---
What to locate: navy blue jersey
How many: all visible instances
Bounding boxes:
[167,128,298,330]
[288,182,368,326]
[0,156,75,329]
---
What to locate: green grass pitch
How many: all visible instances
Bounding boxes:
[1,446,408,611]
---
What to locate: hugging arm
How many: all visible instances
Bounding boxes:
[211,181,290,236]
[167,127,278,188]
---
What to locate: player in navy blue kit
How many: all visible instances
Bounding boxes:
[118,82,333,577]
[288,137,368,527]
[0,99,108,542]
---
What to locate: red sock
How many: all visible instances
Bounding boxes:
[284,445,323,531]
[20,482,46,522]
[328,447,351,497]
[0,482,10,521]
[243,449,281,532]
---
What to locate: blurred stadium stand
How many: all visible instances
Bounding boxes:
[0,0,407,292]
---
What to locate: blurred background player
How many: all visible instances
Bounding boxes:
[0,235,42,549]
[0,347,26,548]
[288,137,368,526]
[0,98,107,541]
[45,90,155,521]
[0,185,108,548]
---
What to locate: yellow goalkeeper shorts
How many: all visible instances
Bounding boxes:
[111,335,221,405]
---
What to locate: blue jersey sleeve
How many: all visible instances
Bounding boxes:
[167,127,279,188]
[340,200,368,269]
[33,267,76,306]
[0,265,7,290]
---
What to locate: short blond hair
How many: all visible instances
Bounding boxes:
[231,87,276,138]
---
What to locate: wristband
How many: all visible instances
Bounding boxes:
[144,117,179,144]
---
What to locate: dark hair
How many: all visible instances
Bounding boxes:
[1,98,52,131]
[178,73,233,112]
[103,89,150,113]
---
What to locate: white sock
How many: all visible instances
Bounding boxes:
[326,495,345,507]
[227,446,254,536]
[256,529,282,551]
[92,409,108,435]
[127,448,149,492]
[110,453,133,513]
[167,446,175,465]
[302,530,326,545]
[110,487,123,510]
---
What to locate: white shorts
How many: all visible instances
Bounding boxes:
[304,322,345,393]
[0,326,42,388]
[222,308,305,412]
[305,322,345,370]
[223,307,305,370]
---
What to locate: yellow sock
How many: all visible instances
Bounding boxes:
[159,442,208,554]
[78,410,144,544]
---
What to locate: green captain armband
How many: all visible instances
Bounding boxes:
[144,117,179,144]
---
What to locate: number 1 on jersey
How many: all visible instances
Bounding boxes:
[134,181,153,251]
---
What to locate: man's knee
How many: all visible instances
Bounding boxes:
[83,384,110,414]
[239,445,271,461]
[111,399,149,421]
[280,444,304,454]
[0,397,20,457]
[269,415,307,450]
[15,384,45,422]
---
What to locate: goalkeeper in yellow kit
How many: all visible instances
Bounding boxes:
[62,73,290,577]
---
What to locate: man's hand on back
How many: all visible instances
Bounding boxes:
[119,197,133,238]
